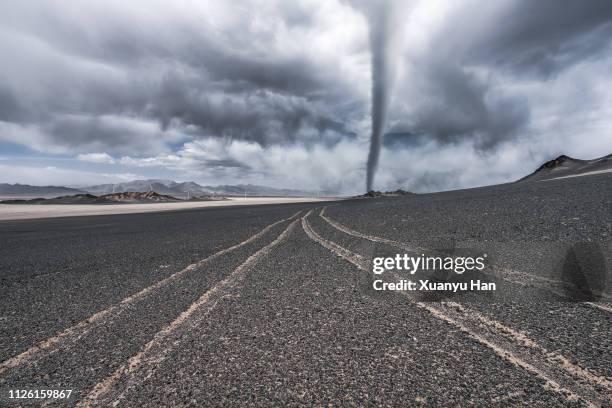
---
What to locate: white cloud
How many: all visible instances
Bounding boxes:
[77,152,115,164]
[0,164,140,186]
[0,121,67,154]
[111,137,536,194]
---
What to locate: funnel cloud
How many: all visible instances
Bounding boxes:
[360,0,402,192]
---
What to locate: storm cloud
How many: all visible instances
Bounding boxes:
[0,0,611,193]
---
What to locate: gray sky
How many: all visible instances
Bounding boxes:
[0,0,611,193]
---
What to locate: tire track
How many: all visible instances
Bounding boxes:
[78,219,299,407]
[0,211,300,377]
[437,301,612,392]
[320,207,612,398]
[585,302,612,313]
[301,210,369,270]
[303,210,605,407]
[320,207,612,311]
[319,207,425,253]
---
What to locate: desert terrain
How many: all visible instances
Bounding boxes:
[0,172,610,406]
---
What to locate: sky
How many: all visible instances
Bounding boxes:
[0,0,611,193]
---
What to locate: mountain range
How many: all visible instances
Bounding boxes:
[0,191,207,205]
[0,180,325,199]
[82,180,323,198]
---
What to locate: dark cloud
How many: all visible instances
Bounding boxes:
[6,0,606,156]
[41,115,173,156]
[423,0,612,80]
[150,79,355,146]
[385,0,611,152]
[390,61,530,150]
[469,0,612,77]
[0,86,27,123]
[0,1,362,154]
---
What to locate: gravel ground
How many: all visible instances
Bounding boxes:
[0,174,609,406]
[112,226,575,407]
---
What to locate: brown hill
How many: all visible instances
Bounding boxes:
[100,191,181,202]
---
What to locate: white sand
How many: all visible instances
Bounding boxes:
[542,168,612,181]
[0,197,337,221]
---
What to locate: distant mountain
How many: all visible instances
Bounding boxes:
[0,179,330,200]
[83,180,183,196]
[1,194,116,204]
[518,154,612,182]
[0,183,85,198]
[1,191,226,205]
[83,179,324,197]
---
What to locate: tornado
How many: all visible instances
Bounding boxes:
[364,0,398,192]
